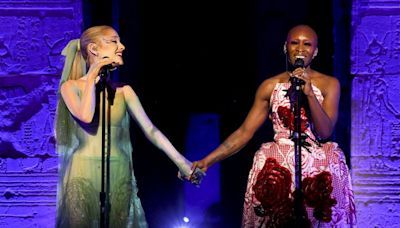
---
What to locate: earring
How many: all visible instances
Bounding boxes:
[312,48,318,59]
[283,41,287,54]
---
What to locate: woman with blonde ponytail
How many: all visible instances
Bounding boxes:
[55,25,203,228]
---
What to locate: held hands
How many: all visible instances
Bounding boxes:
[185,159,209,187]
[177,167,206,187]
[191,159,209,173]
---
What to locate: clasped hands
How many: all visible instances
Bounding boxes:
[177,160,207,187]
[290,67,313,96]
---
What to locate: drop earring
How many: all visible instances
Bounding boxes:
[312,48,318,59]
[283,41,287,54]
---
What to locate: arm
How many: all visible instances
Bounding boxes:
[292,68,340,139]
[122,85,194,177]
[193,80,274,172]
[307,77,340,139]
[60,58,116,123]
[61,76,97,124]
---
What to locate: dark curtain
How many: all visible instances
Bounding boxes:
[82,0,351,227]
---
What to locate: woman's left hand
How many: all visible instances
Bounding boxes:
[291,68,313,96]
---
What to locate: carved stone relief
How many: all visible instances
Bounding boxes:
[0,1,82,227]
[351,1,400,227]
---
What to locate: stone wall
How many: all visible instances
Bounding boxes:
[351,0,400,227]
[0,1,82,227]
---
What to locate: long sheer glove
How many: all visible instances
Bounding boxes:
[144,129,206,187]
[124,86,206,186]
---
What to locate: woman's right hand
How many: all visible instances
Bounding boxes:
[86,57,117,81]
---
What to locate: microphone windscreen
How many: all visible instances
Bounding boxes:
[294,58,304,68]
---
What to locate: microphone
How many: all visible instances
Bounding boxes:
[290,57,305,86]
[101,64,116,71]
[99,64,112,80]
[294,57,304,68]
[102,56,118,70]
[99,57,117,78]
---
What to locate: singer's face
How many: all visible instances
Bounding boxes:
[286,26,318,66]
[97,29,125,66]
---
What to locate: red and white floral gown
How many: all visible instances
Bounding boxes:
[242,83,356,227]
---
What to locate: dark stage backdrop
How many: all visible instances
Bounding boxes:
[83,0,351,227]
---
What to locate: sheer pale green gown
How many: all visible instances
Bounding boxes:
[56,89,148,228]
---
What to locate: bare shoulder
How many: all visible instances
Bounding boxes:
[313,72,340,96]
[121,85,138,100]
[257,72,287,99]
[60,79,80,94]
[121,84,135,93]
[260,73,287,90]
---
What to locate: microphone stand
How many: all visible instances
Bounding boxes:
[292,78,308,226]
[290,58,308,227]
[99,67,114,228]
